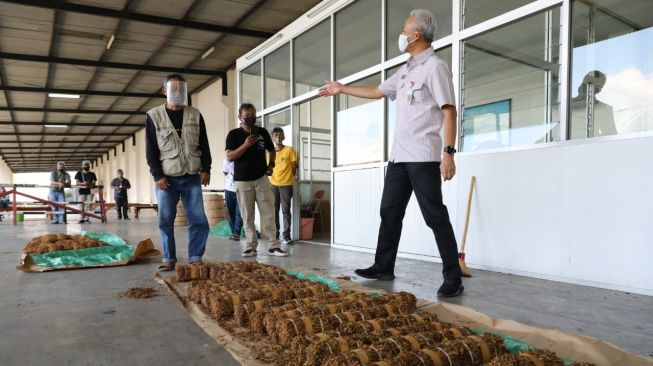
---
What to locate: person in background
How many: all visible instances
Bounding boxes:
[0,185,9,208]
[110,169,131,220]
[225,103,288,257]
[49,162,71,224]
[223,157,243,241]
[145,73,212,271]
[75,160,97,224]
[269,127,298,245]
[318,9,463,297]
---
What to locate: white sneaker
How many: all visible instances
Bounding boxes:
[241,249,257,257]
[268,248,288,257]
[282,239,293,245]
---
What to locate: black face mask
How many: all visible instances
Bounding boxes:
[243,117,256,127]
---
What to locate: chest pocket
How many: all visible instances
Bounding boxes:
[157,129,177,152]
[409,80,428,104]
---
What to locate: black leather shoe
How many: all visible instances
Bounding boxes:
[354,266,395,281]
[437,279,464,298]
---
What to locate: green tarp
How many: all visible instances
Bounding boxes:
[29,231,134,268]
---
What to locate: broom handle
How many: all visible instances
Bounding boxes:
[460,176,476,253]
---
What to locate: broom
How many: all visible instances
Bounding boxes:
[459,176,476,277]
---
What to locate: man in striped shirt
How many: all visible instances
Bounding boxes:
[319,9,463,297]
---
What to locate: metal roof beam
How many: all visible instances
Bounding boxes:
[0,107,142,115]
[0,132,132,136]
[3,0,274,38]
[0,85,163,98]
[0,121,140,127]
[0,52,224,76]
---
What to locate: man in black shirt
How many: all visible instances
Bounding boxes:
[225,103,288,257]
[145,73,212,271]
[110,169,131,220]
[74,160,96,224]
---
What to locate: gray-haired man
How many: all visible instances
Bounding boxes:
[319,9,463,297]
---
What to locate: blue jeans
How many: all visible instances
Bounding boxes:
[225,190,243,236]
[155,174,209,263]
[48,191,65,223]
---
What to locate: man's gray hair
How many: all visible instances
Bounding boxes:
[410,9,437,42]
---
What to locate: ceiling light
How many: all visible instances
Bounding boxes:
[107,33,115,50]
[48,93,80,99]
[44,124,68,128]
[201,46,215,59]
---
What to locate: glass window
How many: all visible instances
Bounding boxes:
[386,47,452,159]
[570,0,653,139]
[386,0,452,60]
[240,61,261,108]
[265,43,291,108]
[336,74,383,166]
[462,0,534,28]
[294,20,331,96]
[295,97,331,181]
[461,7,561,152]
[335,0,382,79]
[266,108,292,145]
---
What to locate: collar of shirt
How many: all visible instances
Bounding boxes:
[407,48,434,68]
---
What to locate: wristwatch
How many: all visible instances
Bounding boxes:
[443,146,457,154]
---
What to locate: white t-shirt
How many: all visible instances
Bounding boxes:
[223,158,236,192]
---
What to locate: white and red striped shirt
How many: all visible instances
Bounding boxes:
[379,48,455,163]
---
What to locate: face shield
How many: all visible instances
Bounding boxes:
[165,79,188,106]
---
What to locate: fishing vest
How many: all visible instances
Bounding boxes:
[147,104,202,177]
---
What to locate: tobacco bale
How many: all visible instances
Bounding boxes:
[251,292,368,334]
[289,320,457,360]
[455,333,506,365]
[208,286,297,320]
[265,292,417,333]
[513,349,565,366]
[276,305,414,346]
[337,313,440,336]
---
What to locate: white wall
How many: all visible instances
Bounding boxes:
[0,158,12,184]
[333,134,653,296]
[192,69,237,191]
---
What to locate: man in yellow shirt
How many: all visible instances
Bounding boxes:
[269,127,298,245]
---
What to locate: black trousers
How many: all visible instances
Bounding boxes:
[374,162,462,281]
[115,196,129,219]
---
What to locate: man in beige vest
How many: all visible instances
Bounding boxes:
[145,74,212,271]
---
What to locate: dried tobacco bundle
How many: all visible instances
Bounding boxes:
[249,292,369,334]
[288,320,459,364]
[263,302,414,336]
[238,291,365,328]
[25,234,107,254]
[275,305,415,346]
[482,349,568,366]
[316,328,475,366]
[335,313,441,336]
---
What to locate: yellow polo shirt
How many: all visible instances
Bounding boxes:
[269,146,297,186]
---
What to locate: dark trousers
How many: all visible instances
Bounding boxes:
[225,190,243,236]
[374,162,462,281]
[115,196,129,219]
[271,185,293,241]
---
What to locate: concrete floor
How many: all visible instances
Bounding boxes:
[1,213,652,365]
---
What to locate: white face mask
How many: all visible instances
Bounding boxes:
[397,33,416,53]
